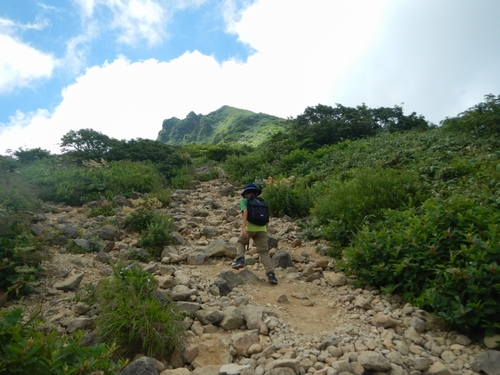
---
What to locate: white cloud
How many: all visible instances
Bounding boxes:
[0,0,393,154]
[0,34,55,93]
[111,0,166,46]
[2,0,500,155]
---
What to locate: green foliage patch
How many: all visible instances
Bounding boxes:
[345,194,500,334]
[0,308,125,374]
[137,216,174,258]
[20,159,163,205]
[124,209,175,258]
[87,205,116,218]
[310,167,424,245]
[262,178,313,219]
[95,261,185,360]
[0,215,45,296]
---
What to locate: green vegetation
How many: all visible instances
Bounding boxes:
[1,95,499,371]
[95,261,185,360]
[157,105,287,146]
[87,205,117,218]
[345,195,500,335]
[221,96,500,335]
[0,308,125,374]
[125,208,175,258]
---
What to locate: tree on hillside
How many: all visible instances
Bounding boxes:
[60,129,118,160]
[441,93,500,136]
[13,147,51,164]
[290,103,430,149]
[105,138,189,178]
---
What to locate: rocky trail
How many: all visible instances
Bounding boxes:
[2,175,498,375]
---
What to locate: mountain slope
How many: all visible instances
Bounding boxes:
[157,105,287,146]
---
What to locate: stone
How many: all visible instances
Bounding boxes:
[219,269,246,289]
[201,226,219,238]
[471,350,500,375]
[53,272,84,291]
[371,313,399,328]
[426,361,452,375]
[160,368,190,375]
[66,317,92,333]
[272,250,294,269]
[325,272,348,286]
[231,330,259,356]
[204,240,237,258]
[119,357,158,375]
[195,309,224,326]
[484,335,500,349]
[220,306,245,331]
[170,285,197,301]
[219,364,252,375]
[271,359,301,374]
[212,278,232,296]
[357,351,391,371]
[187,251,206,265]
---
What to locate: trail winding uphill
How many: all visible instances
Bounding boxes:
[4,175,499,375]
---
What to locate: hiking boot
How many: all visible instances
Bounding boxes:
[232,257,245,270]
[267,271,278,285]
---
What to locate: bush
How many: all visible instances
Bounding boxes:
[138,216,174,258]
[222,150,274,184]
[0,168,41,213]
[311,167,424,245]
[149,189,172,207]
[124,208,160,232]
[20,159,163,205]
[262,177,313,219]
[0,308,125,374]
[169,166,194,189]
[95,261,185,360]
[0,215,46,297]
[87,205,116,218]
[344,194,500,334]
[196,167,220,182]
[441,94,500,136]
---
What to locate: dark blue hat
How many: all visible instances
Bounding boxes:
[241,183,262,196]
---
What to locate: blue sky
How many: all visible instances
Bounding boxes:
[1,0,500,154]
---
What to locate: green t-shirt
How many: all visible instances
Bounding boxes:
[240,197,267,232]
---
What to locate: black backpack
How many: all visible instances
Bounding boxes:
[246,196,269,226]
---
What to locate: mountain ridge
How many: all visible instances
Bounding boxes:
[156,105,288,146]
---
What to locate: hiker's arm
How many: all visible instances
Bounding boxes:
[242,209,249,237]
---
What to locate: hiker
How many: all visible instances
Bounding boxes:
[232,183,278,285]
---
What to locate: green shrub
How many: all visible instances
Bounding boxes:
[196,167,220,182]
[344,194,500,334]
[87,236,105,252]
[0,169,41,213]
[222,150,274,184]
[170,166,194,189]
[441,94,500,136]
[138,216,174,258]
[263,178,313,218]
[124,208,160,232]
[19,159,163,205]
[0,215,45,297]
[149,189,172,207]
[103,161,162,196]
[95,261,185,359]
[87,205,116,218]
[312,167,424,245]
[0,308,125,374]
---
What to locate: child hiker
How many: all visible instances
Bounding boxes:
[232,183,278,285]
